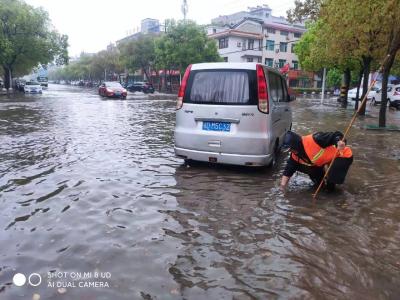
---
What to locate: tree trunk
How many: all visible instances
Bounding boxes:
[3,67,12,89]
[141,66,150,83]
[340,68,351,108]
[359,56,372,115]
[379,53,396,127]
[355,68,363,111]
[164,69,168,92]
[379,26,400,127]
[168,69,172,92]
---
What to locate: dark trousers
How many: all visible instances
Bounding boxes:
[296,164,335,190]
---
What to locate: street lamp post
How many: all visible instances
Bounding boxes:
[321,67,326,105]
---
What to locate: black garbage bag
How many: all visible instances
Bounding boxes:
[327,156,353,184]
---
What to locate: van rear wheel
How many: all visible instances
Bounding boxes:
[184,159,194,166]
[267,140,280,168]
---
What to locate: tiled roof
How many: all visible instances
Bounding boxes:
[208,30,263,39]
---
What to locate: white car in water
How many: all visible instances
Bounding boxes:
[348,87,377,101]
[24,81,43,94]
[371,84,393,105]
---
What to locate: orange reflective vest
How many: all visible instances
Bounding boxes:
[291,134,352,167]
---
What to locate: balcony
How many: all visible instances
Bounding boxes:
[240,48,262,58]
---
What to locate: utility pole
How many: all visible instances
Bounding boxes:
[181,0,188,21]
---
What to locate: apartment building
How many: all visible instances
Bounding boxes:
[207,5,314,87]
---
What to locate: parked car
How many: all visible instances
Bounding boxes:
[127,82,155,93]
[174,62,294,167]
[98,81,127,99]
[24,81,42,94]
[388,84,400,109]
[348,87,377,101]
[37,76,48,88]
[371,84,394,105]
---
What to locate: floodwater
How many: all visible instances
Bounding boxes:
[0,85,399,300]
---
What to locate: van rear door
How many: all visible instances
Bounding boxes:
[175,68,270,155]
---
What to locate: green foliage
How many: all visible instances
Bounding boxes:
[155,20,222,73]
[118,34,156,78]
[326,68,342,88]
[51,20,222,83]
[293,21,324,71]
[0,0,69,86]
[391,55,400,76]
[287,0,322,23]
[291,87,323,94]
[49,47,123,81]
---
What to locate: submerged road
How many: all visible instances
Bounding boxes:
[0,84,400,299]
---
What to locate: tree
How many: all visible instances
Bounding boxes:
[118,34,157,82]
[287,0,322,23]
[289,0,400,125]
[92,46,123,80]
[378,0,400,127]
[155,20,222,74]
[294,20,360,104]
[0,0,69,89]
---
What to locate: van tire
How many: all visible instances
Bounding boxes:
[184,159,193,166]
[267,140,280,168]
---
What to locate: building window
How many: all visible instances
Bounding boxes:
[291,43,296,53]
[292,60,299,70]
[219,38,229,49]
[279,59,287,68]
[223,57,228,62]
[213,28,217,33]
[265,58,273,67]
[258,39,263,50]
[280,30,289,36]
[280,42,287,52]
[294,32,302,38]
[248,39,254,50]
[257,57,262,63]
[266,27,275,34]
[266,40,274,51]
[247,57,254,62]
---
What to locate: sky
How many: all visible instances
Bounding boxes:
[25,0,295,57]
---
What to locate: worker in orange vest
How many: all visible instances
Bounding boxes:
[280,131,353,191]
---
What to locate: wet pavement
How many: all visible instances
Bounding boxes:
[0,85,399,300]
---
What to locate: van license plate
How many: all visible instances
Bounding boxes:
[202,121,231,132]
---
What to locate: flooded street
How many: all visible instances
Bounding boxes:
[0,85,399,299]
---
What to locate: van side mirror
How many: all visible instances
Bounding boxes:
[288,94,296,102]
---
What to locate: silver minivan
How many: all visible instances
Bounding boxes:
[174,62,294,167]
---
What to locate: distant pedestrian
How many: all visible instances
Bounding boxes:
[334,88,340,96]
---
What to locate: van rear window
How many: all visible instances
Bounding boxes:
[184,70,257,105]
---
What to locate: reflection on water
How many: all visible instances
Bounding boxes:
[0,85,399,299]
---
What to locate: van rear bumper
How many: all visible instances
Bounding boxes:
[174,147,272,166]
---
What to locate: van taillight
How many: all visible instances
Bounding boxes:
[177,64,192,110]
[257,64,269,113]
